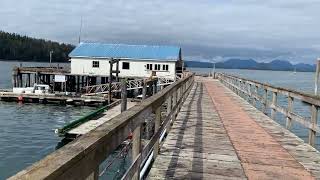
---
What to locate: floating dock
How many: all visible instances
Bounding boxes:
[64,101,137,138]
[0,91,107,106]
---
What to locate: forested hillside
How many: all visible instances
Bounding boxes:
[185,59,316,72]
[0,31,74,62]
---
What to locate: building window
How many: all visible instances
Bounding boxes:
[92,61,99,68]
[155,64,161,70]
[146,64,153,70]
[163,64,169,71]
[122,62,130,69]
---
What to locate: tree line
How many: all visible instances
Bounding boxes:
[0,31,75,62]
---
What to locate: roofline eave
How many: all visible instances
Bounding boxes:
[69,56,179,62]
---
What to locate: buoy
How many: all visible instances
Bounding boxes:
[128,132,133,139]
[18,95,23,102]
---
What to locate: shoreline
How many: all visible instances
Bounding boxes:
[0,59,69,63]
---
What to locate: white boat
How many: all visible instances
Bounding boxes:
[13,84,50,94]
[293,68,297,74]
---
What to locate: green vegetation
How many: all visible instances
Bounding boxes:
[0,31,75,62]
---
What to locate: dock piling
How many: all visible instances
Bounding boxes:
[121,79,127,112]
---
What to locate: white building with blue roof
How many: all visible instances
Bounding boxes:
[69,43,183,79]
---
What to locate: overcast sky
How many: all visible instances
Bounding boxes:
[1,0,320,64]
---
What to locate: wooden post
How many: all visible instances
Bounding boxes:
[153,79,157,95]
[109,60,113,104]
[27,74,31,87]
[315,59,320,95]
[132,125,141,180]
[171,88,177,122]
[286,96,293,129]
[247,83,251,102]
[253,85,258,107]
[77,76,80,93]
[121,79,127,112]
[263,89,268,114]
[36,72,40,84]
[34,73,37,85]
[166,95,172,117]
[18,73,23,87]
[85,168,99,180]
[142,79,147,100]
[81,76,84,89]
[309,105,318,146]
[115,61,119,82]
[12,70,17,88]
[271,92,277,119]
[153,106,161,159]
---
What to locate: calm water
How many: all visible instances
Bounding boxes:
[189,67,315,93]
[0,61,131,180]
[189,67,320,148]
[0,63,318,179]
[0,61,96,179]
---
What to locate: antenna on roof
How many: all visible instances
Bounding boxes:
[78,16,83,44]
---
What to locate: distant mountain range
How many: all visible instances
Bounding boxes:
[185,59,316,72]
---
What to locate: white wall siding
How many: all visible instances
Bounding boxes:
[71,58,177,79]
[71,58,110,76]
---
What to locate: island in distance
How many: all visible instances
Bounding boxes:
[185,59,316,72]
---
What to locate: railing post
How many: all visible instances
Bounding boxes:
[167,95,172,117]
[178,87,182,108]
[271,92,277,119]
[142,79,147,100]
[253,85,258,107]
[132,125,141,180]
[286,96,293,129]
[153,106,161,159]
[172,88,177,122]
[85,168,99,180]
[121,79,127,112]
[263,88,268,114]
[247,83,252,102]
[238,80,241,96]
[153,79,157,95]
[309,105,318,147]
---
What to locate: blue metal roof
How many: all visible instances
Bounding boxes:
[69,43,181,61]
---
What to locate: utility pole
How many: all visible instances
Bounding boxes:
[78,16,83,44]
[49,51,53,67]
[315,58,320,95]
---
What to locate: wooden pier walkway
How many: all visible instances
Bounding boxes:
[11,74,320,180]
[148,77,320,179]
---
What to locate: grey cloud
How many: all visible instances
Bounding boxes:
[0,0,319,63]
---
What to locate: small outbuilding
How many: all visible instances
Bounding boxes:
[69,43,183,79]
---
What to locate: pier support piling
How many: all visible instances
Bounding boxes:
[121,79,127,112]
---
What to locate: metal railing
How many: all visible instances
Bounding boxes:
[82,75,182,95]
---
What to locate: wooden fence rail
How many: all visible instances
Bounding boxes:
[9,73,194,180]
[217,73,320,147]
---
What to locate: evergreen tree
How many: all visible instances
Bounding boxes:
[0,31,74,62]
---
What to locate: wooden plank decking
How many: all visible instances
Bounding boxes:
[148,77,320,179]
[67,101,137,135]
